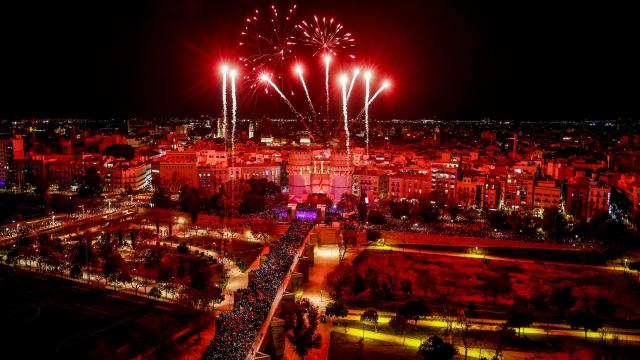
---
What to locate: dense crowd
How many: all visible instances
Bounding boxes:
[369,220,523,240]
[0,220,62,240]
[202,220,314,360]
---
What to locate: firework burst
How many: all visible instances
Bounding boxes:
[296,15,355,59]
[295,15,356,58]
[238,4,298,84]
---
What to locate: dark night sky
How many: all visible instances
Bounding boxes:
[1,0,638,120]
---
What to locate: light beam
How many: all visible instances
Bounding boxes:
[295,65,316,117]
[324,54,331,121]
[230,69,238,154]
[340,74,350,159]
[220,65,228,142]
[346,68,360,101]
[364,70,371,155]
[261,74,302,118]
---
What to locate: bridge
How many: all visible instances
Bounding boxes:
[202,220,317,360]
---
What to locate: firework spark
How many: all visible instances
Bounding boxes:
[295,65,316,117]
[296,15,356,58]
[369,80,390,104]
[324,54,331,120]
[260,73,302,119]
[230,69,238,154]
[238,4,298,83]
[220,65,228,143]
[340,74,350,158]
[352,79,390,123]
[364,70,371,155]
[346,67,360,102]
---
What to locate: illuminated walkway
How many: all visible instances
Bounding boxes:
[332,325,531,359]
[370,244,628,273]
[340,311,640,342]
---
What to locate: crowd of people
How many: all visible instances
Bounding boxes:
[202,220,314,360]
[367,219,523,240]
[0,219,62,241]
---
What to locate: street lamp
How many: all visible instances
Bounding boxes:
[401,215,408,250]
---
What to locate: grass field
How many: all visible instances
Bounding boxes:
[346,249,640,320]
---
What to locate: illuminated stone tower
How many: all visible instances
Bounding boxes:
[287,149,353,203]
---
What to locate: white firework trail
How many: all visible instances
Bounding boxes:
[352,80,390,122]
[340,74,350,159]
[261,74,302,118]
[364,71,371,155]
[221,65,228,143]
[324,55,331,120]
[346,68,360,102]
[296,66,316,116]
[230,69,238,154]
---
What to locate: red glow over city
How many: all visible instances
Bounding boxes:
[1,2,639,360]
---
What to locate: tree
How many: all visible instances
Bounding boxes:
[103,144,134,160]
[491,325,515,360]
[78,166,102,198]
[465,300,478,318]
[485,210,510,230]
[400,278,413,296]
[71,237,94,267]
[326,262,352,300]
[360,309,379,337]
[151,187,173,208]
[70,263,82,278]
[506,310,533,337]
[628,261,640,280]
[286,299,322,360]
[351,273,367,295]
[102,253,124,288]
[455,314,473,360]
[389,315,409,345]
[529,290,552,336]
[149,286,162,298]
[412,198,440,223]
[568,310,603,339]
[179,186,202,223]
[117,227,124,247]
[325,301,349,324]
[418,335,457,360]
[389,200,412,219]
[130,229,136,248]
[479,273,512,305]
[368,210,386,224]
[447,202,461,222]
[541,206,567,241]
[130,277,145,294]
[357,193,368,223]
[549,286,576,317]
[340,230,357,261]
[415,271,437,297]
[398,298,431,325]
[177,242,189,254]
[366,229,382,243]
[593,297,616,319]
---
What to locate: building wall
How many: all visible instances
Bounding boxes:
[533,180,562,209]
